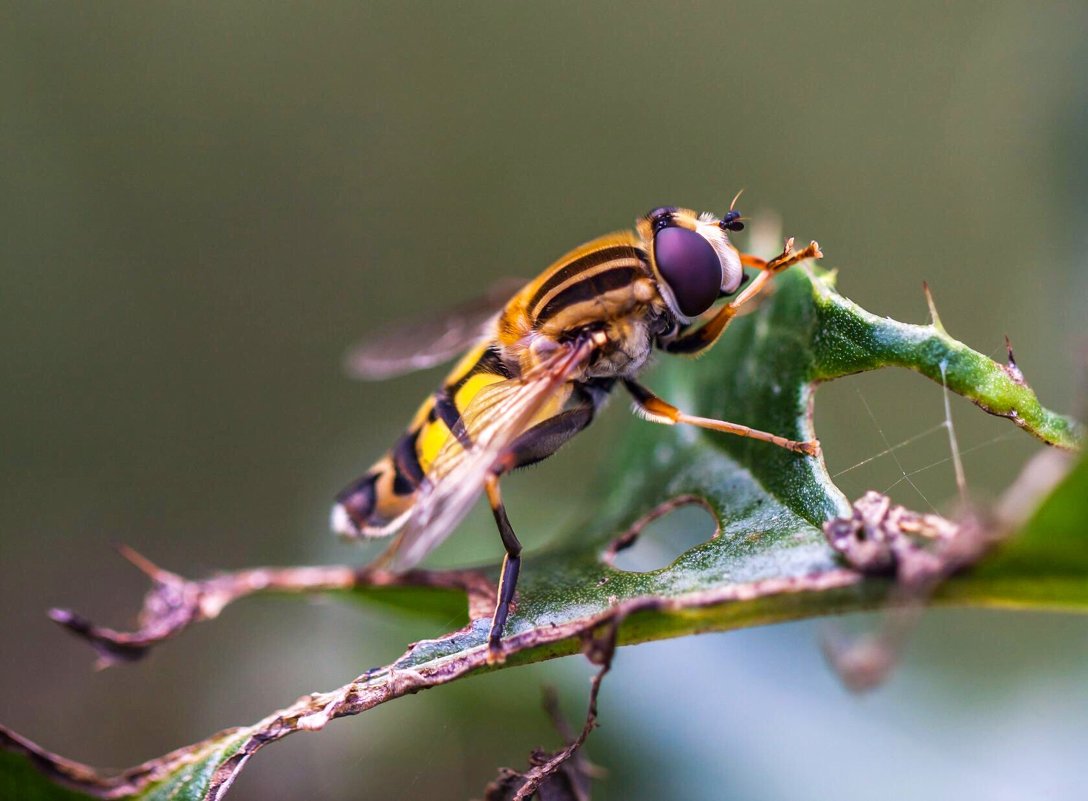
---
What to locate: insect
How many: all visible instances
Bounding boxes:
[332,204,823,661]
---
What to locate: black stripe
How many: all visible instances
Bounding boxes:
[621,378,655,406]
[536,266,640,322]
[577,377,617,409]
[528,246,637,311]
[391,430,425,495]
[434,390,473,449]
[447,346,512,394]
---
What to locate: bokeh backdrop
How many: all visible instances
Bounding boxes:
[3,3,1087,799]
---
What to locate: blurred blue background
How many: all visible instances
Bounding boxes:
[2,3,1087,799]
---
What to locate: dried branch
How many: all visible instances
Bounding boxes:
[500,622,618,801]
[8,446,1078,799]
[4,563,865,800]
[48,544,496,667]
[481,627,616,801]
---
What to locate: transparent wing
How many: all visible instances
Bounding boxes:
[342,277,525,380]
[376,338,595,571]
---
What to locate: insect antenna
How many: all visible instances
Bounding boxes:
[718,190,748,232]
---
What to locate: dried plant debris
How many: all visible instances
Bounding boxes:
[483,629,616,801]
[820,493,990,691]
[2,266,1084,800]
[824,491,981,587]
[820,448,1078,692]
[483,750,593,801]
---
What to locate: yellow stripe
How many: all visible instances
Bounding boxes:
[416,371,505,472]
[412,344,507,473]
[516,232,641,304]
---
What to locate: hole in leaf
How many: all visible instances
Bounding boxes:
[604,496,718,573]
[814,370,1035,512]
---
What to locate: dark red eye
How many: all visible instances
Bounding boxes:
[653,227,722,317]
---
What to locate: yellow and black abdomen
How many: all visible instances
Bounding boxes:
[332,343,514,537]
[334,232,658,539]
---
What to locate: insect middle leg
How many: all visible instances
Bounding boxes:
[623,379,820,457]
[484,404,597,663]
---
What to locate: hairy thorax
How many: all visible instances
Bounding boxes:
[583,316,655,378]
[502,310,657,382]
[498,273,667,379]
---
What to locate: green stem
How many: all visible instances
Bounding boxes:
[808,269,1084,450]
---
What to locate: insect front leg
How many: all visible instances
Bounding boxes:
[738,237,822,274]
[483,404,597,663]
[623,379,820,457]
[667,238,822,356]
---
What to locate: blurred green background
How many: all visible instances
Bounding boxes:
[3,2,1087,799]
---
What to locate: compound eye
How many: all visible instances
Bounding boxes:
[653,227,722,317]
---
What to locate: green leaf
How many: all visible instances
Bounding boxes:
[0,748,94,801]
[395,266,1082,666]
[2,264,1083,800]
[940,450,1088,609]
[0,727,251,801]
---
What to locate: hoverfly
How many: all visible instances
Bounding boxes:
[333,204,823,661]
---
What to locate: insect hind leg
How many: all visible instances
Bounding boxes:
[484,473,522,664]
[484,403,597,663]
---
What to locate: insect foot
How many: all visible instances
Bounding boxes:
[767,238,823,273]
[486,641,507,666]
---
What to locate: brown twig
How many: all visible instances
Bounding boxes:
[505,622,619,801]
[48,545,496,668]
[5,561,864,799]
[481,674,611,801]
